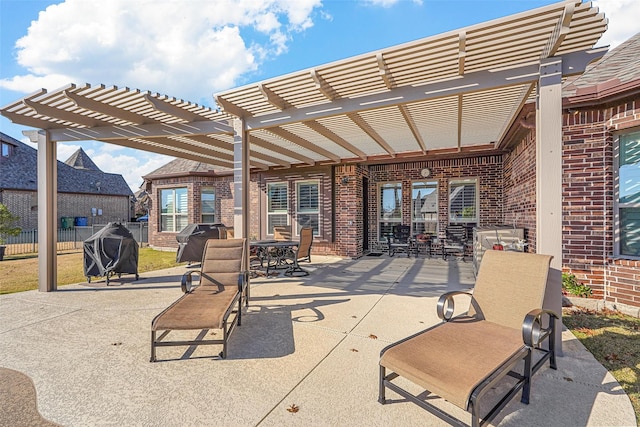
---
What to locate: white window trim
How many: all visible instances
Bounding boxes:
[411,180,438,234]
[201,187,215,223]
[295,179,321,236]
[378,181,403,241]
[613,130,640,259]
[448,178,478,223]
[267,181,289,236]
[160,187,188,233]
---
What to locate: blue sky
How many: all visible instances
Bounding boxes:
[1,0,637,190]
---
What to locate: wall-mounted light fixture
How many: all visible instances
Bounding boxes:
[341,176,350,185]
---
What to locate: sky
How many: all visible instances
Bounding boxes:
[1,0,639,192]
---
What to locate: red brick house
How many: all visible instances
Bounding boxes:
[143,32,640,312]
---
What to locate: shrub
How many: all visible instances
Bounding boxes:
[0,203,21,245]
[562,272,593,298]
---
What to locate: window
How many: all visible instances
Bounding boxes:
[616,131,640,257]
[379,182,402,241]
[1,142,13,157]
[412,181,438,234]
[296,181,319,235]
[201,188,215,223]
[267,182,288,235]
[160,188,188,232]
[449,179,477,223]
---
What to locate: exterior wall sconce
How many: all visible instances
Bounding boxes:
[341,176,350,185]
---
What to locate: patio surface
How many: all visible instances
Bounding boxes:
[0,255,635,426]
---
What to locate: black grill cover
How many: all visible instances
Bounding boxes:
[83,223,139,278]
[175,223,227,263]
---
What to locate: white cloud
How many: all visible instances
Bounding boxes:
[594,0,640,49]
[1,0,322,103]
[362,0,422,8]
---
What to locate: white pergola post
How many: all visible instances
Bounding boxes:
[233,118,250,263]
[25,130,57,292]
[536,57,564,354]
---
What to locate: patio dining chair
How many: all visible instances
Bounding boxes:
[284,227,313,277]
[150,238,248,361]
[388,224,411,257]
[379,250,557,427]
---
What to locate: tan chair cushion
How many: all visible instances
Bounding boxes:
[199,239,244,288]
[152,286,237,331]
[469,250,552,330]
[380,317,523,409]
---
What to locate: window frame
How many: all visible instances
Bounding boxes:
[159,187,188,233]
[201,187,215,223]
[614,130,640,259]
[295,180,320,236]
[378,181,403,241]
[1,142,13,157]
[266,182,289,236]
[448,178,478,224]
[411,180,438,235]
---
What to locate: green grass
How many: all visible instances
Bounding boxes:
[0,248,183,294]
[563,307,640,424]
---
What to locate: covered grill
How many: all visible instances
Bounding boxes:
[83,222,139,285]
[176,223,227,263]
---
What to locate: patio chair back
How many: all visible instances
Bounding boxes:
[199,239,245,289]
[273,225,292,241]
[297,227,313,261]
[468,250,552,330]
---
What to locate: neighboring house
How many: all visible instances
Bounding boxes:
[0,132,133,229]
[143,32,640,311]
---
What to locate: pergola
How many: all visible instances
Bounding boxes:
[1,0,607,293]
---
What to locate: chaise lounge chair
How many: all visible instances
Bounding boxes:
[379,250,557,427]
[150,238,248,361]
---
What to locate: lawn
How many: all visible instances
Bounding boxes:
[0,248,183,294]
[563,306,640,424]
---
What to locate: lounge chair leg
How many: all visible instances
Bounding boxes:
[378,365,387,404]
[521,349,532,404]
[237,298,242,327]
[150,330,156,362]
[549,318,557,370]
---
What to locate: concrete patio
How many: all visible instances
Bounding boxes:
[0,255,635,426]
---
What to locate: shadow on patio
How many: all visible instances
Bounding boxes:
[0,256,634,426]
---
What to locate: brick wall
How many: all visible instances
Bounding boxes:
[1,190,130,230]
[334,164,367,258]
[367,156,504,252]
[503,131,537,252]
[148,168,338,255]
[562,96,640,308]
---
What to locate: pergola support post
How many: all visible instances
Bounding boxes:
[233,118,250,264]
[25,130,57,292]
[536,57,563,354]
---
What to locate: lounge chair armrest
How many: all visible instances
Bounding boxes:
[181,271,200,293]
[437,291,473,321]
[522,308,558,347]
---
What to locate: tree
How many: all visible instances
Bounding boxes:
[0,203,21,245]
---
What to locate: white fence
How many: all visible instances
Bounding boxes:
[1,223,148,256]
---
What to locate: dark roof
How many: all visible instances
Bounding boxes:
[0,132,132,196]
[143,158,219,179]
[64,148,102,171]
[564,32,640,105]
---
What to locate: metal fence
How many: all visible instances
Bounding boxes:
[1,222,148,256]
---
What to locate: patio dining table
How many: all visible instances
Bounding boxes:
[251,240,299,277]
